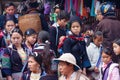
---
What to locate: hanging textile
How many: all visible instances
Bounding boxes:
[77,0,81,16]
[90,0,96,16]
[74,0,78,15]
[82,7,89,18]
[70,0,76,16]
[79,0,84,16]
[95,1,100,15]
[64,0,68,12]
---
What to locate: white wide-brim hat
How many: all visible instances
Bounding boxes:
[53,53,80,70]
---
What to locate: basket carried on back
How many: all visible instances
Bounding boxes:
[18,14,42,34]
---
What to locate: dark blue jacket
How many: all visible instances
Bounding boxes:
[40,74,58,80]
[63,34,91,69]
[50,26,66,57]
[1,44,29,77]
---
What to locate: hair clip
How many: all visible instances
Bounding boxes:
[34,52,38,57]
[26,31,30,35]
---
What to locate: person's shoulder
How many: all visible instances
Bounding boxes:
[0,14,5,18]
[64,37,74,44]
[76,70,90,80]
[59,75,65,80]
[40,74,58,80]
[87,42,96,48]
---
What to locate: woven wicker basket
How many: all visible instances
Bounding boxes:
[18,14,42,34]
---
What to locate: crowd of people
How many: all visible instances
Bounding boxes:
[0,0,120,80]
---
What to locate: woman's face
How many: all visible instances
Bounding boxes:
[113,43,120,55]
[26,34,37,45]
[71,22,81,36]
[5,20,15,33]
[102,52,112,64]
[96,11,103,21]
[58,61,73,76]
[28,57,40,73]
[11,32,23,46]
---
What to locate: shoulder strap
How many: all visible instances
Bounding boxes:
[102,62,112,80]
[21,61,27,73]
[75,71,81,80]
[55,26,59,46]
[96,46,103,67]
[75,70,89,80]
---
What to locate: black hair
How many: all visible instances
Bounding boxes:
[53,4,60,12]
[102,47,113,56]
[5,19,15,25]
[24,28,37,36]
[113,38,120,46]
[29,52,42,67]
[11,27,23,37]
[4,2,15,9]
[57,10,70,21]
[38,30,49,43]
[93,31,103,39]
[29,1,39,8]
[69,15,82,28]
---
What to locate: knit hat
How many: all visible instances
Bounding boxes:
[69,16,82,27]
[44,3,51,15]
[99,2,115,16]
[53,53,80,71]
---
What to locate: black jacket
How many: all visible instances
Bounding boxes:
[63,34,91,69]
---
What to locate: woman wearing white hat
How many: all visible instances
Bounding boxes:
[54,53,89,80]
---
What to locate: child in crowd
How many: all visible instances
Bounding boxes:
[24,28,37,53]
[3,20,16,46]
[87,31,103,80]
[63,15,91,75]
[113,39,120,70]
[100,47,120,80]
[50,10,70,57]
[113,39,120,56]
[0,2,17,30]
[83,24,93,47]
